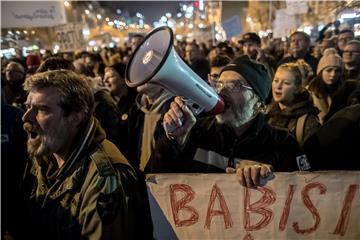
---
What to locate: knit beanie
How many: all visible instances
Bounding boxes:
[26,54,41,67]
[316,48,342,75]
[220,55,271,103]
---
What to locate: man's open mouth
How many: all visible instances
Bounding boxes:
[29,131,38,139]
[220,95,231,110]
[23,122,40,140]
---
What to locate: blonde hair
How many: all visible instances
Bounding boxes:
[276,62,303,88]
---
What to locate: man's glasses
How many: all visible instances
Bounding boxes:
[208,73,220,88]
[214,80,253,93]
[208,73,220,81]
[343,50,360,55]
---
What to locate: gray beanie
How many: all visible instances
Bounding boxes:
[220,55,271,103]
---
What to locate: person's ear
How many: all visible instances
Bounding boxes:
[70,112,84,126]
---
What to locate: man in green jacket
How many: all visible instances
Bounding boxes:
[20,70,150,239]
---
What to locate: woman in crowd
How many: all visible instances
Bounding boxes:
[306,48,343,123]
[267,62,320,147]
[103,63,141,165]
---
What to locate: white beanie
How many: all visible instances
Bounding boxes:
[316,48,342,75]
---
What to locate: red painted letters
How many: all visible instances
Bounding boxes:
[244,187,276,231]
[279,185,297,231]
[170,184,199,227]
[293,182,327,234]
[333,184,359,236]
[204,184,233,229]
[168,181,359,237]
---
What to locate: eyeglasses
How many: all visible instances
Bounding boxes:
[214,80,253,93]
[208,73,220,81]
[338,38,352,43]
[343,50,360,55]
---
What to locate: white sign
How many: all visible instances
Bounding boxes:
[273,9,297,38]
[1,1,66,28]
[147,172,360,239]
[55,23,85,52]
[286,1,309,15]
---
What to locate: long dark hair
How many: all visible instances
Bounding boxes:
[307,72,343,99]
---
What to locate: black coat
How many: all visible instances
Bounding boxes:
[303,104,360,170]
[1,104,28,239]
[149,114,305,173]
[266,91,320,146]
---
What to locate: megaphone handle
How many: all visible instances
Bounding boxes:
[163,97,200,140]
[181,97,204,116]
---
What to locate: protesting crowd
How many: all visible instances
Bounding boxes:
[2,23,360,239]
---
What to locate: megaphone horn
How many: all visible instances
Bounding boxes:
[125,26,224,115]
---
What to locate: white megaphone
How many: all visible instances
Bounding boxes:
[125,26,224,115]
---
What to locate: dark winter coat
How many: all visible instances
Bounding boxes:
[324,79,360,122]
[93,89,121,146]
[1,104,27,239]
[149,113,308,173]
[303,103,360,170]
[266,91,320,147]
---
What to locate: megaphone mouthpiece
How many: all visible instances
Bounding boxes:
[211,98,225,115]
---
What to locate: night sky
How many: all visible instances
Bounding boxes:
[99,1,181,24]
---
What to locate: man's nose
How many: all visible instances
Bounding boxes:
[22,108,35,123]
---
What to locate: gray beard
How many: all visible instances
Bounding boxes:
[216,97,258,128]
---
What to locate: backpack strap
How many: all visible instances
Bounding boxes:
[296,113,308,144]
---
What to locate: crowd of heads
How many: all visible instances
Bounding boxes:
[2,26,359,125]
[2,20,360,240]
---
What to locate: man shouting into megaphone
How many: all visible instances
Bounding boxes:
[148,55,311,187]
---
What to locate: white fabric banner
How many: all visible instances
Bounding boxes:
[147,172,360,239]
[1,1,66,28]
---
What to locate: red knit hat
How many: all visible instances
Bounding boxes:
[26,54,41,66]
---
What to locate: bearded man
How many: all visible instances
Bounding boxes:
[148,55,310,187]
[21,70,150,239]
